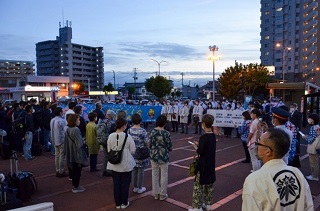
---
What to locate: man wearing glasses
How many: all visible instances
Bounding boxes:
[242,128,313,210]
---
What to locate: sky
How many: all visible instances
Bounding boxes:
[0,0,261,88]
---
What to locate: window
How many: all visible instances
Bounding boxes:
[276,7,283,12]
[265,36,270,39]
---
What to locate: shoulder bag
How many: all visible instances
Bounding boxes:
[307,136,320,154]
[107,133,128,164]
[189,155,199,177]
[135,143,150,160]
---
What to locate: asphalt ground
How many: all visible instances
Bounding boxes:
[1,126,320,211]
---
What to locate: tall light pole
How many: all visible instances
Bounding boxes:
[209,45,219,102]
[276,43,291,82]
[151,59,167,76]
[112,70,116,89]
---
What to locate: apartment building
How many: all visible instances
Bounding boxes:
[260,0,320,86]
[36,21,104,95]
[0,59,35,87]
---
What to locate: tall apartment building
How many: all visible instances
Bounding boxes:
[36,21,104,95]
[260,0,320,86]
[0,59,35,87]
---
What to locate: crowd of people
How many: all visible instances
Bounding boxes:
[0,97,319,210]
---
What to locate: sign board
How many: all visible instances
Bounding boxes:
[207,109,243,127]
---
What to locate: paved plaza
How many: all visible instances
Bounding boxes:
[1,127,320,211]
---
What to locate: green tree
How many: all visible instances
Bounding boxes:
[176,90,182,98]
[217,62,272,99]
[127,87,135,100]
[171,91,176,99]
[103,82,115,101]
[145,76,171,99]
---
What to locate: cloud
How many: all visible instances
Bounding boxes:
[118,42,202,59]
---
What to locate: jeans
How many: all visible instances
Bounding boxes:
[23,131,33,160]
[171,121,178,132]
[55,144,66,174]
[112,171,132,207]
[132,167,145,188]
[195,122,202,134]
[151,161,168,197]
[69,162,82,188]
[42,128,51,151]
[181,123,188,134]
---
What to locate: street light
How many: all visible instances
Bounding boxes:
[276,43,291,82]
[151,59,167,76]
[209,45,219,102]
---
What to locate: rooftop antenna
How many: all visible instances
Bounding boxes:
[62,8,64,27]
[70,21,72,27]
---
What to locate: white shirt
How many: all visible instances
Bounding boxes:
[106,132,136,172]
[242,159,313,211]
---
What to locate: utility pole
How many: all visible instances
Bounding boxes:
[133,68,138,100]
[180,72,184,87]
[112,70,116,89]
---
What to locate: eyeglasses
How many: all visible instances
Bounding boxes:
[255,141,273,152]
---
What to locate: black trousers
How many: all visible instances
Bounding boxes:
[112,171,132,206]
[69,162,82,188]
[242,142,250,161]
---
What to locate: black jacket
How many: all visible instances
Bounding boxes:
[290,110,302,130]
[196,133,216,185]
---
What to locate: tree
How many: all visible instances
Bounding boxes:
[217,62,272,99]
[127,87,135,99]
[171,91,176,99]
[176,90,182,98]
[144,76,171,99]
[103,82,115,101]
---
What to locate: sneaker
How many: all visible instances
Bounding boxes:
[57,172,69,178]
[202,204,212,210]
[72,186,85,193]
[154,194,160,200]
[68,178,72,181]
[306,175,319,181]
[188,208,203,211]
[137,187,146,194]
[115,206,121,209]
[120,201,130,209]
[78,186,85,190]
[133,187,139,193]
[159,194,168,201]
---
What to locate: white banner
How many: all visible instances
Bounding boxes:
[207,109,243,127]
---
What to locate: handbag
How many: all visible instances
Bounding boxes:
[189,155,199,177]
[135,146,150,160]
[81,143,89,158]
[107,133,128,164]
[307,136,320,154]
